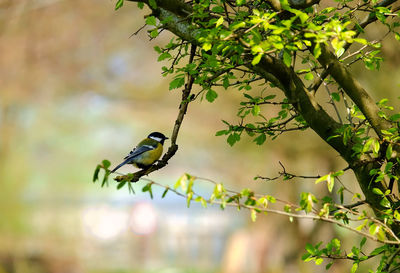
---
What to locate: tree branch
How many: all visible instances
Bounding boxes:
[127,0,353,162]
[316,44,393,139]
[114,44,197,182]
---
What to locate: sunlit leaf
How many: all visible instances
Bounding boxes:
[115,0,124,10]
[251,209,257,222]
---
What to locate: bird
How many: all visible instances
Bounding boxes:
[111,132,169,173]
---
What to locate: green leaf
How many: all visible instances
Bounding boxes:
[304,72,314,80]
[148,0,157,9]
[313,43,321,59]
[187,192,193,207]
[174,173,190,191]
[101,171,109,187]
[305,243,316,254]
[162,187,169,198]
[252,53,263,65]
[216,130,229,136]
[169,76,185,90]
[117,181,126,190]
[369,224,379,236]
[315,174,329,184]
[370,245,387,256]
[373,139,380,155]
[145,16,157,26]
[216,16,224,27]
[372,188,384,195]
[251,209,257,222]
[283,50,291,67]
[390,113,400,121]
[202,42,212,51]
[102,159,111,169]
[394,210,400,221]
[254,133,266,145]
[158,52,172,61]
[335,47,345,58]
[142,183,153,199]
[211,6,225,13]
[327,174,334,192]
[115,0,124,10]
[150,29,159,38]
[315,258,323,265]
[206,89,218,102]
[386,144,393,160]
[153,46,162,53]
[230,21,246,30]
[300,192,316,213]
[227,133,240,146]
[200,197,207,208]
[252,105,261,116]
[380,197,391,208]
[93,165,101,182]
[360,237,367,248]
[351,263,358,273]
[331,92,340,101]
[326,262,333,270]
[137,2,144,9]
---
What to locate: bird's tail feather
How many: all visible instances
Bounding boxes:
[111,159,131,173]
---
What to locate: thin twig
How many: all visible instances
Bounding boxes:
[130,23,147,38]
[141,179,400,245]
[114,45,198,182]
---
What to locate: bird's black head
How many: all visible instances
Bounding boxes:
[148,132,169,144]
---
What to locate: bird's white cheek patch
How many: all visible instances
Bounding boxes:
[149,136,163,142]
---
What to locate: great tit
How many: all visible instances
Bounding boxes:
[111,132,169,173]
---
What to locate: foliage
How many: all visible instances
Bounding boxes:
[96,0,400,271]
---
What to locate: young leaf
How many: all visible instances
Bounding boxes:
[162,187,169,198]
[331,92,340,101]
[351,263,358,273]
[115,0,124,10]
[187,192,193,207]
[169,77,185,90]
[117,181,127,190]
[206,89,218,102]
[283,50,292,67]
[327,174,334,192]
[372,188,384,195]
[102,159,111,169]
[304,72,314,80]
[252,105,261,116]
[148,0,157,9]
[216,16,224,27]
[372,139,380,155]
[227,133,240,146]
[313,43,321,58]
[315,174,329,184]
[386,144,393,160]
[252,53,263,65]
[93,165,101,182]
[254,133,266,145]
[251,209,257,222]
[145,16,157,26]
[158,52,172,62]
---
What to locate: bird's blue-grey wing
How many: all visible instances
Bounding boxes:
[123,145,155,161]
[111,145,155,173]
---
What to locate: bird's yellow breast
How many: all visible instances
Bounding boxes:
[133,143,163,167]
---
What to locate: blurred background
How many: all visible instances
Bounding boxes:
[1,1,399,273]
